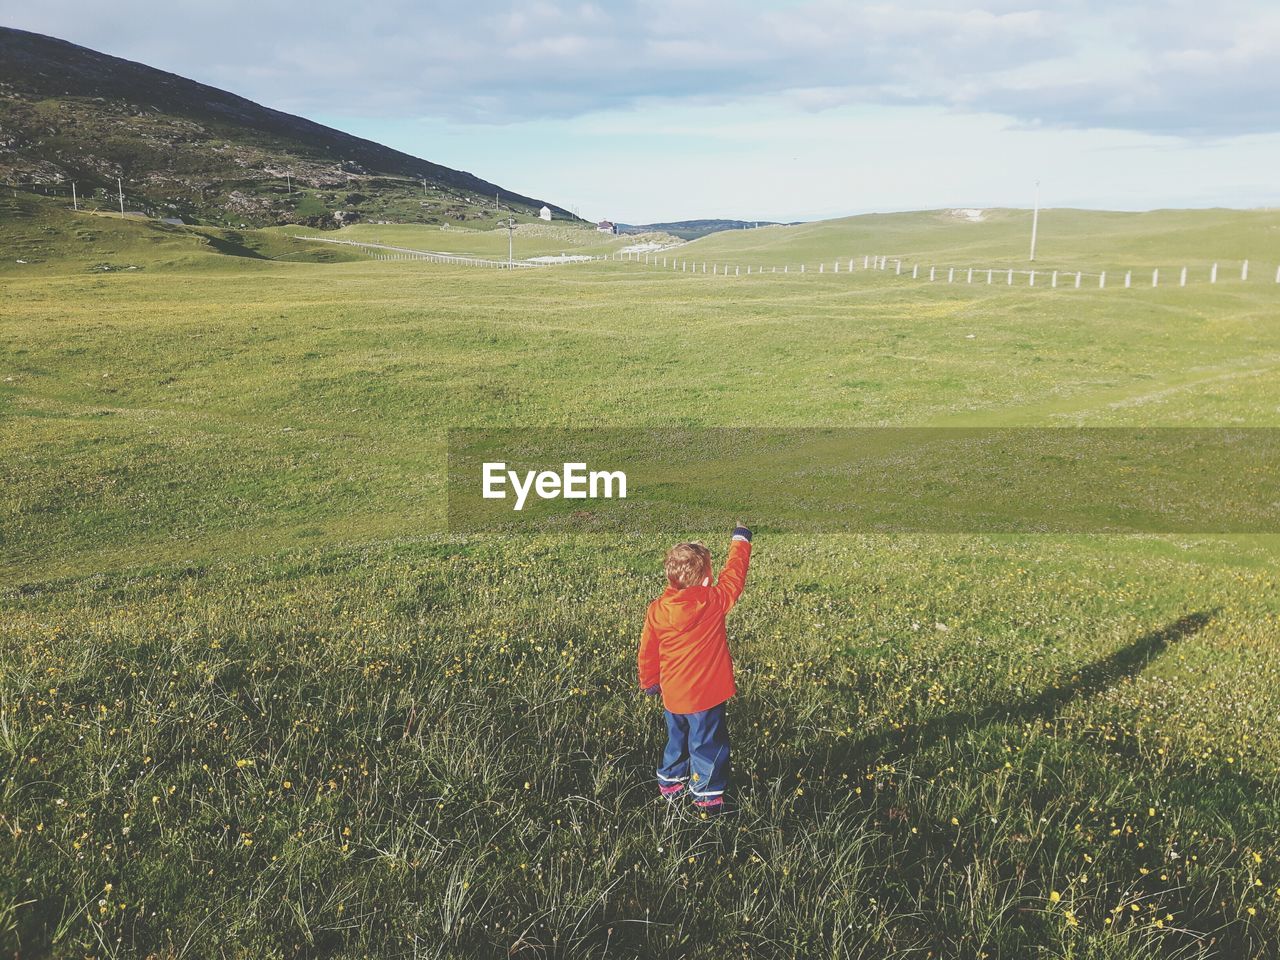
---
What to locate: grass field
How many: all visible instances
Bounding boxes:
[679,208,1280,275]
[3,193,1280,958]
[282,221,672,261]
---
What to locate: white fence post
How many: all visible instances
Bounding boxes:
[1051,270,1058,288]
[1211,262,1218,283]
[1029,270,1035,287]
[1180,266,1187,287]
[1124,270,1131,288]
[1242,260,1249,281]
[819,263,824,273]
[1152,268,1159,287]
[896,260,902,275]
[848,259,854,272]
[736,266,740,276]
[967,268,973,283]
[948,267,954,282]
[987,269,993,284]
[1074,271,1081,288]
[912,264,919,279]
[929,266,936,281]
[800,264,805,273]
[1100,271,1107,289]
[784,265,788,273]
[864,255,869,269]
[1007,268,1013,285]
[833,261,838,273]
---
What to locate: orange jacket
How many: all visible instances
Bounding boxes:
[638,535,752,715]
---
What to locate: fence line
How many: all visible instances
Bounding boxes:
[8,180,1274,290]
[606,249,1279,291]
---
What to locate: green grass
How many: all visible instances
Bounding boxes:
[3,193,1280,958]
[285,221,671,260]
[0,196,366,276]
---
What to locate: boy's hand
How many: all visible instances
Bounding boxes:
[732,520,752,542]
[643,684,661,697]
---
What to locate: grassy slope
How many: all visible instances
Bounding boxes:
[0,195,368,275]
[3,195,1280,958]
[679,207,1280,273]
[284,221,674,260]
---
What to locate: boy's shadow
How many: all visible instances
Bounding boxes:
[862,609,1213,761]
[763,610,1216,783]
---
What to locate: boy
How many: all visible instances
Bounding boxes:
[638,522,753,811]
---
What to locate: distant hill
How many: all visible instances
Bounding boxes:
[615,219,789,240]
[0,27,575,228]
[679,207,1280,270]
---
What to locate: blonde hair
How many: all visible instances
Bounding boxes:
[664,542,712,589]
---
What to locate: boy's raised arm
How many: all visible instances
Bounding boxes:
[637,608,661,694]
[711,522,753,613]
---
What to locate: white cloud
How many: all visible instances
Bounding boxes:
[4,0,1277,136]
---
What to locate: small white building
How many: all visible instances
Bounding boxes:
[539,205,552,221]
[596,220,616,234]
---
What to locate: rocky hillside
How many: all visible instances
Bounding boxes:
[0,27,573,228]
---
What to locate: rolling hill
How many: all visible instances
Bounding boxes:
[0,26,574,229]
[615,218,789,239]
[678,206,1280,271]
[5,176,1280,958]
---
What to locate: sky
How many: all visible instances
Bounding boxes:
[3,1,1279,222]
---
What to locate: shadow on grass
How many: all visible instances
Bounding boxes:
[849,609,1216,762]
[727,611,1220,798]
[203,231,268,259]
[725,610,1280,956]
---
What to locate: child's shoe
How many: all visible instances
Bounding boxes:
[693,796,725,817]
[659,782,685,800]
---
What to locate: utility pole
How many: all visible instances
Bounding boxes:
[498,217,516,267]
[117,177,125,216]
[1029,179,1040,262]
[422,178,427,197]
[286,171,292,194]
[71,181,77,211]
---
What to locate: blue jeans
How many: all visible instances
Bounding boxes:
[658,703,729,799]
